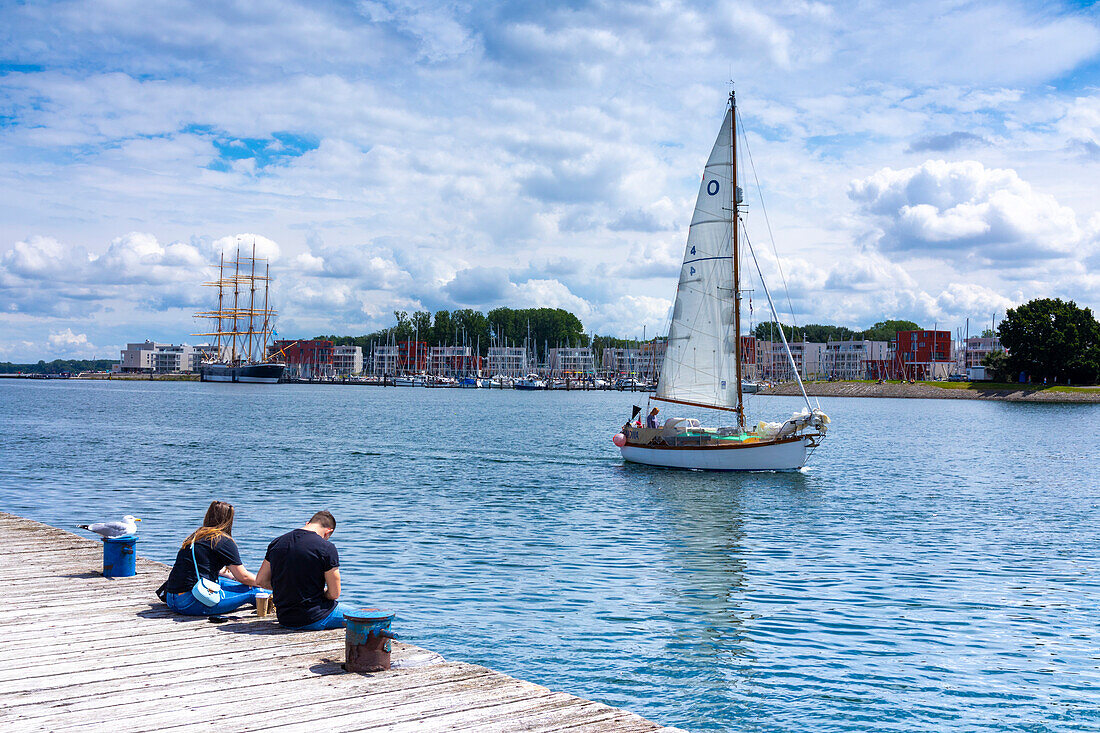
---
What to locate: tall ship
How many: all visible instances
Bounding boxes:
[612,91,830,471]
[194,239,285,384]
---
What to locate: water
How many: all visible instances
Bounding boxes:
[2,379,1099,731]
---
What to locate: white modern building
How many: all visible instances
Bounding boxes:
[371,345,399,376]
[486,346,527,377]
[120,341,163,372]
[823,340,889,380]
[548,347,595,377]
[332,345,363,376]
[152,344,207,374]
[601,348,641,377]
[756,340,826,381]
[428,346,473,377]
[961,335,1004,370]
[121,341,208,373]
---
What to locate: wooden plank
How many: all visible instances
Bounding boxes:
[0,514,670,733]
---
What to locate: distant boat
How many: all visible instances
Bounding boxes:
[514,374,547,390]
[614,91,829,471]
[194,238,285,384]
[741,380,760,394]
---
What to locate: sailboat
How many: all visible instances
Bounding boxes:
[613,91,829,471]
[194,238,286,384]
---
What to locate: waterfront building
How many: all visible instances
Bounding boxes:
[601,348,641,378]
[756,340,825,381]
[486,346,527,377]
[548,347,596,378]
[429,346,479,377]
[371,340,427,375]
[152,343,207,374]
[120,341,165,372]
[961,335,1004,369]
[891,330,953,380]
[270,339,334,379]
[823,340,889,380]
[332,345,363,376]
[372,344,399,376]
[121,341,209,373]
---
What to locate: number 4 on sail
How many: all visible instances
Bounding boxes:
[612,91,830,471]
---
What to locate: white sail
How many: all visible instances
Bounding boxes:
[656,106,738,411]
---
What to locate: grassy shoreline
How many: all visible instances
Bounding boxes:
[759,380,1100,403]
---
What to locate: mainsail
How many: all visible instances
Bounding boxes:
[656,106,739,413]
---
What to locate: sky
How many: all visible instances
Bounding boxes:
[1,0,1099,362]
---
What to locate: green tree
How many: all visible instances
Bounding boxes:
[980,350,1011,382]
[860,320,920,342]
[997,298,1100,384]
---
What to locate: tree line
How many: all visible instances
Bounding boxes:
[752,319,921,343]
[317,307,588,357]
[0,359,118,375]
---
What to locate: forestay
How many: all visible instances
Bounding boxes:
[656,106,738,412]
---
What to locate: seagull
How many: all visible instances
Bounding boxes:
[78,515,142,538]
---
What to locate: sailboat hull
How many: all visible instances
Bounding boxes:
[200,363,285,384]
[620,435,810,471]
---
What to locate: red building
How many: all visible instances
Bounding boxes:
[397,340,428,373]
[739,336,756,369]
[270,339,333,379]
[890,330,953,380]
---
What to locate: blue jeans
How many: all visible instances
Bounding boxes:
[167,578,260,616]
[288,601,354,631]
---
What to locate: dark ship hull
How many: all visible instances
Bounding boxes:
[200,362,285,384]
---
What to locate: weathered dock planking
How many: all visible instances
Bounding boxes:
[0,513,682,733]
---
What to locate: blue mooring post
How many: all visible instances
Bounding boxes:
[344,609,397,672]
[102,535,137,578]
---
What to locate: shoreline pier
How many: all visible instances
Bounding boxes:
[0,513,681,733]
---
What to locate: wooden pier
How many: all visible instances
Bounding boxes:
[0,513,680,733]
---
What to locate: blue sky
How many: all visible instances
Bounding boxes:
[1,0,1099,361]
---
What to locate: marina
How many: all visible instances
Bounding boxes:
[0,512,677,733]
[4,379,1100,730]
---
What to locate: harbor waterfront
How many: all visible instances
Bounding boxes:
[3,379,1100,730]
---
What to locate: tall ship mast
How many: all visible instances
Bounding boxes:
[611,91,830,471]
[193,238,285,384]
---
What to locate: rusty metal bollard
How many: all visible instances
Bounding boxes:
[344,609,397,672]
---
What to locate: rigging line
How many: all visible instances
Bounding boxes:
[738,115,799,335]
[742,221,813,413]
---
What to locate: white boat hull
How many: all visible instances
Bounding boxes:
[620,436,810,471]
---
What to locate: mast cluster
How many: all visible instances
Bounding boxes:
[194,239,276,365]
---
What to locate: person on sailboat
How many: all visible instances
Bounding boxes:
[646,407,660,428]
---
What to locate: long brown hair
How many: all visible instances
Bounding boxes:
[183,501,234,548]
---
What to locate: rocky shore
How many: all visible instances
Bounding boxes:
[758,381,1100,403]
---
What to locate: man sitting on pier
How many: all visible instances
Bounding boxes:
[255,510,351,630]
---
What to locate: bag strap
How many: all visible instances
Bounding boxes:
[191,539,203,582]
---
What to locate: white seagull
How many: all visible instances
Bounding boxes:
[78,515,142,538]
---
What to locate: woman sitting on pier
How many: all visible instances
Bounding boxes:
[162,501,261,616]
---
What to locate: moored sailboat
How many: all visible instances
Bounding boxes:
[613,91,829,471]
[194,238,285,384]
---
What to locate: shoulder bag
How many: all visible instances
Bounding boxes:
[190,541,222,607]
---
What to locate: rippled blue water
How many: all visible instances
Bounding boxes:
[2,379,1100,731]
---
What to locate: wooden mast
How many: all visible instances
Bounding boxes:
[247,239,257,362]
[261,261,270,361]
[731,90,745,429]
[231,244,240,364]
[215,252,224,361]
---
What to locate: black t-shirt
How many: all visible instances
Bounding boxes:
[265,528,339,628]
[165,535,243,594]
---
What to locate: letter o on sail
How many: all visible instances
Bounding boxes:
[707,180,720,196]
